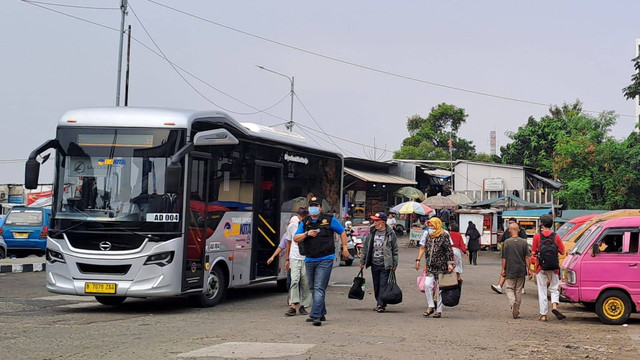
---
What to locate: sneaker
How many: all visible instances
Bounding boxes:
[512,303,520,319]
[298,306,308,315]
[491,284,503,294]
[522,288,526,295]
[312,318,322,326]
[285,307,297,316]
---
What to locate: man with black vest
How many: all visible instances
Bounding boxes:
[294,196,349,326]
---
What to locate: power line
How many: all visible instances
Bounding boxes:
[21,0,119,10]
[142,0,636,119]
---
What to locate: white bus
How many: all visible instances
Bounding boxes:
[25,107,344,307]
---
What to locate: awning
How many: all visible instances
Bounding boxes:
[528,173,562,189]
[422,168,452,178]
[502,209,552,218]
[344,167,416,185]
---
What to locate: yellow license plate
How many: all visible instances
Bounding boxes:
[84,282,117,294]
[14,233,29,239]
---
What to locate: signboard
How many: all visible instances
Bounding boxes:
[410,228,425,242]
[484,178,504,191]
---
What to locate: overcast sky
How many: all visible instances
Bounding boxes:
[2,0,640,184]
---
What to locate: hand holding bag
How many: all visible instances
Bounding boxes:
[380,271,403,304]
[417,271,426,293]
[348,269,366,300]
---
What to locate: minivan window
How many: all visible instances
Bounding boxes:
[5,209,43,226]
[555,222,576,240]
[571,226,600,255]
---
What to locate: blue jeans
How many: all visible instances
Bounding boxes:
[305,259,334,319]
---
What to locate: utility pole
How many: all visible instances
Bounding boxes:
[115,0,128,106]
[124,25,131,106]
[256,65,295,131]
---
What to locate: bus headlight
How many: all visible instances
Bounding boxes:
[144,251,174,267]
[46,248,66,264]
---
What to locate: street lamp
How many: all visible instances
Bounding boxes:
[256,65,295,131]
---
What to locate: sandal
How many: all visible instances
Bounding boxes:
[539,315,547,322]
[373,305,385,312]
[422,308,435,317]
[552,309,566,320]
[432,312,442,318]
[377,307,386,313]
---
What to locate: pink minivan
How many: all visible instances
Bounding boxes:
[560,216,640,325]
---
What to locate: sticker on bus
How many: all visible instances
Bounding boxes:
[146,213,180,222]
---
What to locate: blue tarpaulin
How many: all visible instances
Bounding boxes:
[502,209,551,218]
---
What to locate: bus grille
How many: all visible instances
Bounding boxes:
[66,233,146,251]
[77,263,131,275]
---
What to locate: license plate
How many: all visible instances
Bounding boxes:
[13,233,29,239]
[84,282,117,294]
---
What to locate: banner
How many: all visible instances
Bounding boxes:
[27,190,53,206]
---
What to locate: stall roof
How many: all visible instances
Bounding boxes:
[502,209,552,218]
[466,194,550,209]
[554,209,608,223]
[422,168,452,178]
[528,173,562,190]
[344,167,417,185]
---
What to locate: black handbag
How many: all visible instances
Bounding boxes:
[348,269,366,300]
[380,271,403,304]
[442,280,462,307]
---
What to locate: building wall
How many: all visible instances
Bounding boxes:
[454,162,525,192]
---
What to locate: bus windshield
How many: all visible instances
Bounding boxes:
[53,127,184,229]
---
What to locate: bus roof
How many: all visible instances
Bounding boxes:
[58,107,342,158]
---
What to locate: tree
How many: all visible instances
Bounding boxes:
[622,55,640,100]
[394,103,476,160]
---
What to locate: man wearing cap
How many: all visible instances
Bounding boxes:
[294,196,349,326]
[360,212,399,313]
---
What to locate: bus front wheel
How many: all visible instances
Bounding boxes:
[95,296,126,306]
[196,266,226,307]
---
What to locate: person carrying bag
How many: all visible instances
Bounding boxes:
[415,217,455,318]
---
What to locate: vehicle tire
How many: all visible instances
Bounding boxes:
[276,278,288,292]
[195,266,226,307]
[395,225,405,235]
[95,296,126,306]
[344,259,353,266]
[0,247,5,259]
[595,290,632,325]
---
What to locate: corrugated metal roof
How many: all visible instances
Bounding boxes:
[344,167,416,185]
[423,168,452,178]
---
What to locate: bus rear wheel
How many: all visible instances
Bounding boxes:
[595,290,631,325]
[95,296,126,306]
[195,266,226,307]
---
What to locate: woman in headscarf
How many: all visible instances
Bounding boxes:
[465,221,481,265]
[415,217,454,318]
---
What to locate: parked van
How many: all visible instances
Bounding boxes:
[561,209,640,266]
[555,214,600,265]
[560,216,640,324]
[1,207,51,255]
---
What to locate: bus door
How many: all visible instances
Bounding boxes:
[183,153,210,292]
[252,161,282,279]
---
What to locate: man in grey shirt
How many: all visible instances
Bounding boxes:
[501,222,531,319]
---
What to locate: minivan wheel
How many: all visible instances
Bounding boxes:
[195,266,226,307]
[395,225,405,235]
[95,296,126,306]
[595,290,631,325]
[0,248,5,259]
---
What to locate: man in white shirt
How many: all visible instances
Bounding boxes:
[284,207,311,316]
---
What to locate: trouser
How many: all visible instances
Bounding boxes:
[453,248,463,274]
[504,277,525,307]
[424,273,443,313]
[371,264,390,308]
[536,270,560,315]
[289,258,311,308]
[305,259,333,319]
[469,250,478,265]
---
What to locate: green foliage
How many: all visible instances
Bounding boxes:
[622,55,640,100]
[394,103,476,160]
[500,100,638,210]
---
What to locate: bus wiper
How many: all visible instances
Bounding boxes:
[110,227,160,241]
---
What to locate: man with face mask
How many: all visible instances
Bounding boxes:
[359,212,399,313]
[294,196,349,326]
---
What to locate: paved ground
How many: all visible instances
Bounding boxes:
[1,236,639,359]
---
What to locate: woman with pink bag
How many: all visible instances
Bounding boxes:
[414,217,454,318]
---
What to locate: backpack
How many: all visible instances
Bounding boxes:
[538,231,559,271]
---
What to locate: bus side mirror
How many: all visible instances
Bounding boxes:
[165,163,182,194]
[591,242,600,257]
[25,159,41,190]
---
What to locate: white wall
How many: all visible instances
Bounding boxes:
[454,162,524,192]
